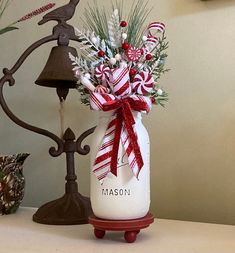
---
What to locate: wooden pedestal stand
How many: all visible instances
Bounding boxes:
[89,213,154,243]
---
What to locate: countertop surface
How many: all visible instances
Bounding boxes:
[1,207,235,253]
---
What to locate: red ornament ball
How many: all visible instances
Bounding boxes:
[129,68,136,76]
[122,42,129,50]
[120,21,127,27]
[98,50,105,58]
[146,54,152,60]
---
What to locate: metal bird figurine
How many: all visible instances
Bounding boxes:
[38,0,80,25]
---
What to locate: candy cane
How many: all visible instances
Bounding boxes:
[80,76,95,92]
[144,22,166,50]
[148,22,165,34]
[146,32,159,46]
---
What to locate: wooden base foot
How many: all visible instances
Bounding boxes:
[89,213,154,243]
[94,228,105,239]
[124,231,138,243]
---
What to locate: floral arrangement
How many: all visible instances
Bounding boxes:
[0,0,55,35]
[70,1,170,183]
[69,0,169,107]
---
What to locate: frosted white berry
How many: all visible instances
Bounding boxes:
[157,89,163,96]
[114,9,119,15]
[155,59,160,68]
[122,33,128,40]
[120,61,128,68]
[115,54,122,61]
[91,37,98,44]
[109,58,117,65]
[74,69,80,77]
[142,35,148,41]
[84,73,91,79]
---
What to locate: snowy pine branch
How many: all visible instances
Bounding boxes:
[108,9,121,48]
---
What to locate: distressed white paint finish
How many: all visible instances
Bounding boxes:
[90,112,150,220]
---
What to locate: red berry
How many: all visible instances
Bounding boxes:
[98,50,105,57]
[120,21,127,27]
[140,48,144,55]
[151,97,156,104]
[129,68,136,76]
[146,54,152,60]
[122,42,129,50]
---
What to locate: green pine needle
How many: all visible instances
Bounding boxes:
[126,0,151,47]
[75,0,170,107]
[0,0,11,20]
[83,0,110,42]
[82,0,152,49]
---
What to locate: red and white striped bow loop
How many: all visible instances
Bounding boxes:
[90,67,152,184]
[108,67,132,97]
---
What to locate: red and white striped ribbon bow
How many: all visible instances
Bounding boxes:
[90,92,152,184]
[146,22,166,48]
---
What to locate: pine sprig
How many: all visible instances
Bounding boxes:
[149,33,169,80]
[75,28,100,58]
[83,1,110,42]
[72,0,169,107]
[75,28,113,60]
[69,52,90,73]
[83,0,151,50]
[77,85,90,105]
[68,52,92,105]
[0,0,11,20]
[108,9,121,48]
[126,0,151,47]
[152,90,169,107]
[111,0,123,20]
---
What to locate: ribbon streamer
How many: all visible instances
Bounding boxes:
[90,92,152,184]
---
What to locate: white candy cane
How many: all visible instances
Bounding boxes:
[80,76,95,92]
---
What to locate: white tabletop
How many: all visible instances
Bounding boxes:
[0,207,235,253]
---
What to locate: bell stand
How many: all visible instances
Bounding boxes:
[89,213,154,243]
[0,7,95,225]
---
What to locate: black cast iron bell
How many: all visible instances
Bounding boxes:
[35,46,78,89]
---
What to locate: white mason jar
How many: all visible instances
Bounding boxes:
[90,111,150,220]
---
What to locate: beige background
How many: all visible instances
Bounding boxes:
[0,0,235,225]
